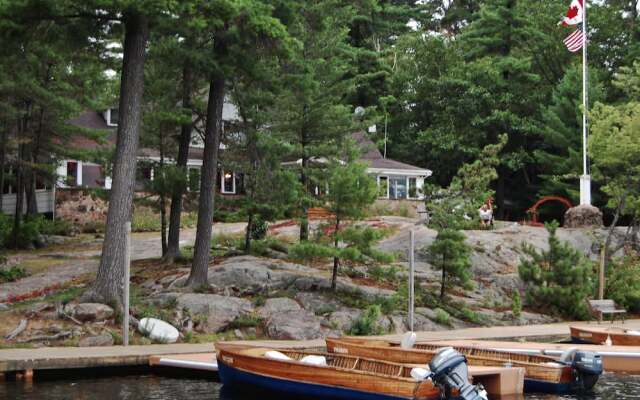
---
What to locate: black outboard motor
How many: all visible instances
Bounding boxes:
[559,348,603,390]
[429,347,488,400]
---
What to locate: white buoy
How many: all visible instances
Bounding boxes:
[138,318,179,343]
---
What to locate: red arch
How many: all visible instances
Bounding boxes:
[525,196,573,227]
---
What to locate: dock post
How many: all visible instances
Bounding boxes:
[408,230,415,332]
[123,221,131,346]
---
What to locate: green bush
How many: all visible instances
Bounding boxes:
[289,241,336,262]
[369,265,399,284]
[606,254,640,313]
[39,218,73,236]
[512,291,522,318]
[434,308,451,326]
[81,220,106,234]
[349,305,386,336]
[518,221,595,320]
[229,313,263,329]
[249,216,268,240]
[0,266,28,283]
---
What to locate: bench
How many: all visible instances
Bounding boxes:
[588,299,626,324]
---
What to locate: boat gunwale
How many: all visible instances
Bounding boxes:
[215,343,433,384]
[328,337,566,369]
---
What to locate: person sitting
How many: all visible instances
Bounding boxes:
[478,203,493,227]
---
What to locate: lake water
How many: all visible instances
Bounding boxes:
[2,372,639,400]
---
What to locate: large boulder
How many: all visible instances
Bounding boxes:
[295,292,339,314]
[564,205,603,228]
[325,309,361,332]
[176,294,253,333]
[73,303,114,322]
[257,297,301,318]
[265,310,323,340]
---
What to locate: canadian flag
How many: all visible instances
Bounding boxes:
[560,0,584,26]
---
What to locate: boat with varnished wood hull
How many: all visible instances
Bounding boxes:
[571,325,640,346]
[326,337,583,394]
[216,343,445,400]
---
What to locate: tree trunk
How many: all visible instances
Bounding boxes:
[159,134,167,256]
[299,105,310,241]
[0,125,5,212]
[440,254,446,299]
[496,170,505,220]
[331,216,340,290]
[85,12,149,307]
[186,72,225,288]
[164,64,194,263]
[245,211,254,253]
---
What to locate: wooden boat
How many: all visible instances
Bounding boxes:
[216,342,444,400]
[571,325,640,346]
[326,337,590,394]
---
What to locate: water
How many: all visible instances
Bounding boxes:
[2,372,639,400]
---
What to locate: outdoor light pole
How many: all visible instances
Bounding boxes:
[408,230,415,332]
[580,0,591,206]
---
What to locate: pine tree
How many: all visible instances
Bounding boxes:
[426,228,472,300]
[518,221,595,319]
[269,0,356,241]
[325,160,377,290]
[186,0,290,287]
[535,65,604,202]
[459,0,543,217]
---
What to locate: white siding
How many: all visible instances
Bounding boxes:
[1,189,55,215]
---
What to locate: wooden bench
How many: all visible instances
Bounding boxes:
[588,299,626,324]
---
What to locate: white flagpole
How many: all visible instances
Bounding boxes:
[580,0,591,206]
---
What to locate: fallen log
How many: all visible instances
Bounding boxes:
[5,319,27,340]
[17,331,72,343]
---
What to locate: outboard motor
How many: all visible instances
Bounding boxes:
[429,347,488,400]
[559,348,603,390]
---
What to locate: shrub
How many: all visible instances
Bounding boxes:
[606,254,640,313]
[229,313,263,329]
[434,308,451,326]
[289,241,336,262]
[424,228,472,299]
[349,305,386,336]
[0,266,28,283]
[39,218,73,236]
[369,265,399,284]
[249,216,268,240]
[518,221,595,320]
[512,291,522,318]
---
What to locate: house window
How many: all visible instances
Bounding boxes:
[188,168,200,192]
[390,177,407,199]
[378,176,389,198]
[106,108,119,126]
[408,177,418,199]
[66,161,78,186]
[35,174,49,191]
[221,171,235,194]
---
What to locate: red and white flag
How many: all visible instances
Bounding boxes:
[564,25,585,52]
[559,0,583,26]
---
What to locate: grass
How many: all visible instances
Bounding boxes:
[369,265,399,284]
[228,313,263,329]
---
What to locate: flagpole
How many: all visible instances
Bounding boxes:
[580,0,591,206]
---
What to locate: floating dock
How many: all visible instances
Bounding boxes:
[427,339,640,373]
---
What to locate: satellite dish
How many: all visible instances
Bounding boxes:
[354,106,365,117]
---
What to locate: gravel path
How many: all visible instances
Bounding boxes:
[0,223,247,303]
